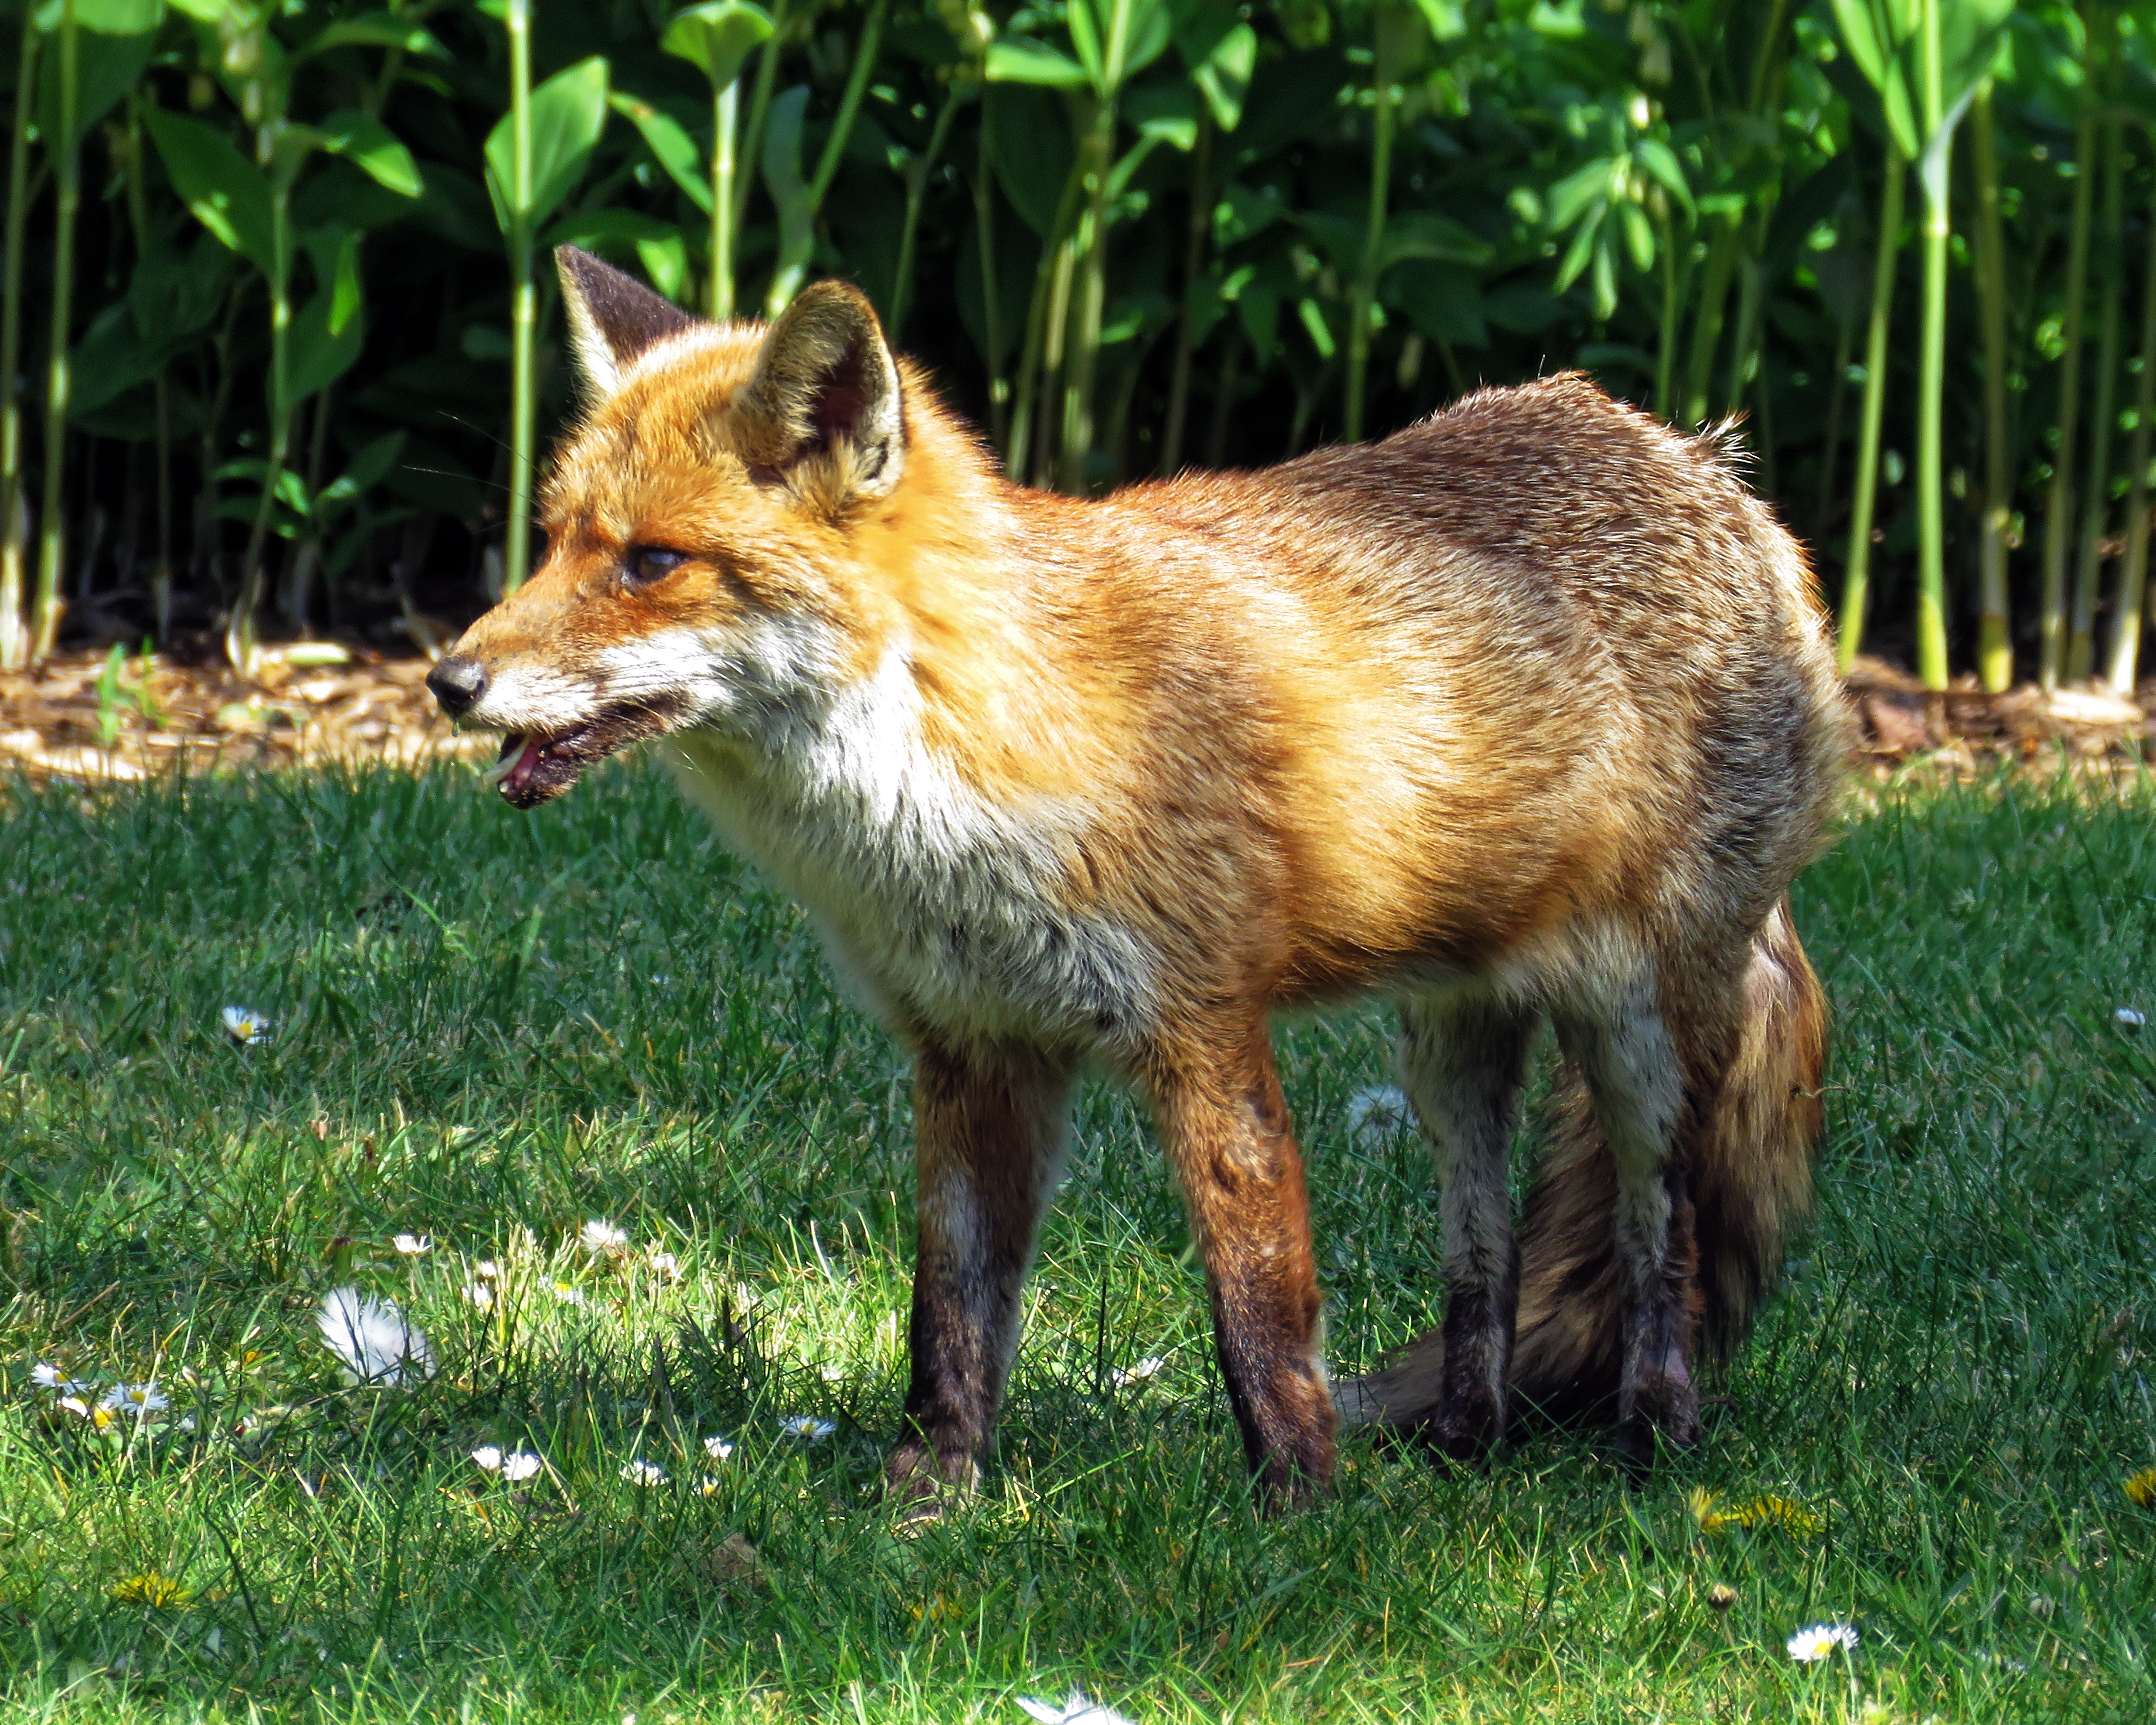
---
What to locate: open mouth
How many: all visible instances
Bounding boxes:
[478,701,688,809]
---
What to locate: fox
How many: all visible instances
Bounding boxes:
[426,245,1851,1507]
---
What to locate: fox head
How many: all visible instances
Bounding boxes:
[427,247,927,807]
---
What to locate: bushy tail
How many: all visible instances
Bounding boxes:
[1334,898,1826,1429]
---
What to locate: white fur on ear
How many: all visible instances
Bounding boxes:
[734,283,906,502]
[555,246,699,398]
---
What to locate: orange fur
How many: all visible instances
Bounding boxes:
[429,251,1853,1504]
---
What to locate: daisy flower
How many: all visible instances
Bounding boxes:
[702,1434,736,1461]
[1786,1622,1858,1663]
[472,1446,543,1482]
[393,1234,431,1257]
[474,1260,502,1281]
[220,1006,272,1045]
[2117,1008,2147,1028]
[32,1362,87,1392]
[780,1415,835,1441]
[619,1459,667,1486]
[463,1282,495,1311]
[1016,1693,1136,1725]
[99,1382,167,1417]
[580,1219,628,1255]
[648,1251,680,1281]
[552,1281,586,1307]
[1111,1357,1164,1389]
[318,1287,435,1386]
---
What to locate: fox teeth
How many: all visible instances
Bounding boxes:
[481,737,529,785]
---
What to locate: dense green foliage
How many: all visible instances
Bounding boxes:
[0,1,2152,690]
[1,759,2154,1720]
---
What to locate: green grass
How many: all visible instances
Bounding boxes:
[4,757,2156,1723]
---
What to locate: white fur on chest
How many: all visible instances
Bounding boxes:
[658,645,1159,1051]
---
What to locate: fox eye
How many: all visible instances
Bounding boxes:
[624,545,688,586]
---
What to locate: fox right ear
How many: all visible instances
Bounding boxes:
[556,246,699,396]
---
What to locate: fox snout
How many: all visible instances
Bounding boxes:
[426,656,487,719]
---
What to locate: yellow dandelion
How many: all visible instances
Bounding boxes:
[1687,1486,1735,1533]
[907,1594,964,1626]
[2124,1467,2156,1508]
[110,1573,192,1609]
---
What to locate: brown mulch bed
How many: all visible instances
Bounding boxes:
[0,647,2149,786]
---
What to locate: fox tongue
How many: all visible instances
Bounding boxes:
[482,733,547,797]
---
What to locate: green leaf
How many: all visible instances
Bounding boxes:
[284,239,366,408]
[1619,198,1653,271]
[609,92,713,214]
[165,0,223,20]
[1553,201,1604,292]
[1379,210,1492,269]
[985,84,1075,237]
[39,25,155,148]
[315,431,406,523]
[984,37,1090,89]
[297,13,451,60]
[1545,158,1616,232]
[1295,294,1335,360]
[144,106,276,276]
[1633,138,1693,217]
[1124,83,1199,152]
[760,84,814,314]
[63,0,163,32]
[661,1,773,90]
[1192,22,1254,131]
[314,110,423,198]
[1407,0,1465,40]
[485,56,611,232]
[1386,259,1487,347]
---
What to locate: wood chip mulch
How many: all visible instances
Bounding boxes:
[0,648,2148,787]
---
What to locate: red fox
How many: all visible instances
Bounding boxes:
[428,247,1850,1505]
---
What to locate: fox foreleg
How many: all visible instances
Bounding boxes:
[1148,1023,1335,1506]
[1556,976,1700,1466]
[1396,993,1537,1461]
[887,1045,1073,1505]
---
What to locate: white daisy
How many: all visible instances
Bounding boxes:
[1786,1622,1859,1662]
[580,1219,628,1255]
[1016,1693,1137,1725]
[463,1282,495,1311]
[779,1415,835,1441]
[648,1251,680,1281]
[702,1434,736,1461]
[2116,1007,2146,1028]
[220,1005,272,1045]
[318,1287,435,1387]
[99,1382,167,1417]
[32,1362,86,1392]
[501,1449,543,1482]
[1111,1357,1164,1388]
[474,1260,502,1281]
[619,1459,667,1486]
[393,1234,431,1257]
[552,1281,586,1307]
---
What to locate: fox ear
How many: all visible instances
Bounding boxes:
[556,246,698,396]
[732,281,905,502]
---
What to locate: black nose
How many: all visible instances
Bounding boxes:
[427,656,488,718]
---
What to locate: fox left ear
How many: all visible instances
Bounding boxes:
[556,245,699,396]
[732,281,904,503]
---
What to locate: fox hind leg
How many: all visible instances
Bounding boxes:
[1553,969,1702,1466]
[1397,992,1537,1461]
[887,1043,1074,1507]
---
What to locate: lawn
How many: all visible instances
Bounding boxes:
[2,756,2154,1723]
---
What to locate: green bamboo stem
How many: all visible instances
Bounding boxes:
[1008,154,1086,487]
[709,80,740,319]
[1682,212,1739,430]
[229,171,293,675]
[974,120,1008,453]
[2106,147,2156,697]
[1970,78,2011,692]
[1158,112,1212,474]
[2068,112,2125,685]
[504,0,534,595]
[1056,92,1119,493]
[1912,0,1948,692]
[732,0,788,240]
[1837,137,1905,674]
[1345,30,1397,445]
[889,80,965,343]
[1652,199,1682,423]
[32,0,80,663]
[807,0,887,212]
[0,9,42,669]
[2039,110,2097,691]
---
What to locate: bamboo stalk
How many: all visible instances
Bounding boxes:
[2106,142,2156,697]
[1970,78,2012,692]
[1008,152,1086,486]
[709,79,740,319]
[2039,109,2098,690]
[1056,89,1119,494]
[504,0,535,596]
[1837,138,1905,674]
[1681,212,1738,430]
[1911,0,1949,691]
[2068,111,2126,684]
[0,8,42,669]
[1345,19,1398,444]
[32,0,80,661]
[889,80,965,343]
[974,120,1008,453]
[1158,112,1212,474]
